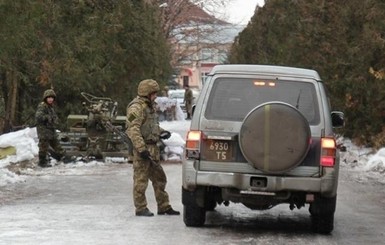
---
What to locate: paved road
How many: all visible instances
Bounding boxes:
[0,163,384,245]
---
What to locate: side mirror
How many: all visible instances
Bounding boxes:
[331,111,344,128]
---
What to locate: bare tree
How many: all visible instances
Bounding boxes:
[155,0,230,38]
[149,0,237,70]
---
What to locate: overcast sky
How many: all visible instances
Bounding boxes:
[222,0,265,25]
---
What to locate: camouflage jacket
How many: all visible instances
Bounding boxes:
[35,102,59,139]
[126,96,163,161]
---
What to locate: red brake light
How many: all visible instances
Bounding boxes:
[320,138,336,167]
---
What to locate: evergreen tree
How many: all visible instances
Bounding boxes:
[229,0,385,146]
[0,0,171,132]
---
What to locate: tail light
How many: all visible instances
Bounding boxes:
[186,130,201,159]
[320,138,337,167]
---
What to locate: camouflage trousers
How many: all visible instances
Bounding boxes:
[38,137,64,164]
[133,159,171,213]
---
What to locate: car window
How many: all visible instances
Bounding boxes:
[204,78,320,124]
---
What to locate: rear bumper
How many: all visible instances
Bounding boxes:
[182,160,339,197]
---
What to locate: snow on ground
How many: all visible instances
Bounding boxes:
[0,121,384,186]
[338,138,385,184]
[0,120,190,187]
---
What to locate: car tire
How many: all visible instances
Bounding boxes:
[309,196,336,234]
[183,204,206,227]
[311,213,334,234]
[239,102,311,173]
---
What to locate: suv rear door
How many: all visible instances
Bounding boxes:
[193,74,325,176]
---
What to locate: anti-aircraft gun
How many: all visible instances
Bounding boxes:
[58,92,132,160]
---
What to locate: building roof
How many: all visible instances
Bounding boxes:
[178,2,228,25]
[161,0,228,26]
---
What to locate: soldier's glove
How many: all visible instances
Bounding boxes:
[139,150,151,160]
[160,130,171,140]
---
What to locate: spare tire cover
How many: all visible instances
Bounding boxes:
[239,102,311,174]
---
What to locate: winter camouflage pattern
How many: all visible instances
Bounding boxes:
[126,84,171,213]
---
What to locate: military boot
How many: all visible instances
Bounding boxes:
[157,207,180,215]
[38,153,51,168]
[61,155,75,164]
[136,208,154,217]
[48,149,63,161]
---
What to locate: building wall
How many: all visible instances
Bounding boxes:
[174,42,231,89]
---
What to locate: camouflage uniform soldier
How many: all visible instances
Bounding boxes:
[35,89,65,167]
[126,79,180,217]
[183,84,193,119]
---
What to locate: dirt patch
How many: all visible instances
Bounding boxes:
[6,159,38,174]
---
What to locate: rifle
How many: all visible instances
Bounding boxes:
[103,120,163,166]
[103,120,134,155]
[148,156,159,166]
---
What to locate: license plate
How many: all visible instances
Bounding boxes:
[202,140,234,161]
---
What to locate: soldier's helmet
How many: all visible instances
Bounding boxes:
[138,79,160,96]
[164,86,169,91]
[43,89,56,101]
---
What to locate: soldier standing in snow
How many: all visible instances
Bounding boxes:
[35,89,65,167]
[126,79,180,217]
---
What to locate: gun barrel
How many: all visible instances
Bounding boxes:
[103,120,134,154]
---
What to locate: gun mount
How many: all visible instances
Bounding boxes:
[58,92,131,160]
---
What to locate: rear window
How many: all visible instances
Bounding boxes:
[205,78,320,125]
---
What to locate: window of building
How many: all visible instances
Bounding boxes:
[201,48,215,63]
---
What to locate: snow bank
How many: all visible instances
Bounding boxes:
[0,127,39,168]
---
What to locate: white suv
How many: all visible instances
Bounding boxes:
[182,64,344,234]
